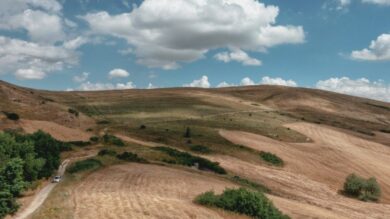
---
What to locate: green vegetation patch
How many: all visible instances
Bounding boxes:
[2,111,19,121]
[0,131,69,218]
[116,152,148,163]
[102,134,125,147]
[189,145,212,154]
[154,146,226,174]
[67,159,102,174]
[98,149,117,156]
[259,151,284,166]
[343,173,381,202]
[68,108,79,117]
[231,176,270,193]
[195,188,289,219]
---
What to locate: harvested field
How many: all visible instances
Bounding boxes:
[71,164,240,219]
[216,122,390,218]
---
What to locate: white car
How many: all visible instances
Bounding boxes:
[52,176,61,183]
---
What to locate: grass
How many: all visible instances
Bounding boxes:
[259,151,284,166]
[195,188,290,219]
[67,159,102,174]
[154,146,226,174]
[189,145,212,154]
[116,152,148,163]
[230,175,270,193]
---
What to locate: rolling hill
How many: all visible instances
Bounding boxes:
[1,80,390,219]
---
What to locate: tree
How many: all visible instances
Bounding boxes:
[343,173,381,202]
[0,158,26,197]
[184,127,191,138]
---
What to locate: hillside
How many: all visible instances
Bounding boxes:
[1,80,390,219]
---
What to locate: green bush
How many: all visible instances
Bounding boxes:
[98,149,117,156]
[67,159,102,174]
[90,136,99,142]
[68,141,90,147]
[343,173,381,202]
[189,145,211,154]
[0,191,19,218]
[154,147,226,174]
[68,108,79,117]
[260,151,284,166]
[116,152,148,163]
[231,176,270,193]
[2,112,19,121]
[102,134,125,147]
[195,188,289,219]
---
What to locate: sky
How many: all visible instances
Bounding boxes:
[0,0,389,102]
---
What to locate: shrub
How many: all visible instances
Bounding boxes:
[98,149,117,156]
[343,173,381,202]
[103,134,125,147]
[231,176,270,193]
[154,147,226,174]
[89,136,99,142]
[67,159,102,174]
[116,152,148,163]
[184,127,191,138]
[96,120,110,125]
[68,141,90,147]
[68,108,79,117]
[139,125,146,129]
[189,145,211,154]
[0,191,19,218]
[2,112,19,121]
[260,151,284,166]
[195,188,290,219]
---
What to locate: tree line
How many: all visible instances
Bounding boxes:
[0,130,69,218]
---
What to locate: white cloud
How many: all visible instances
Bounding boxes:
[351,34,390,61]
[147,83,157,89]
[0,1,64,44]
[362,0,390,5]
[108,69,130,79]
[82,0,305,69]
[77,81,136,91]
[0,36,79,78]
[260,76,298,87]
[217,81,236,88]
[214,49,262,66]
[14,68,46,80]
[240,77,256,86]
[183,76,210,88]
[63,36,89,50]
[73,72,89,83]
[316,77,390,102]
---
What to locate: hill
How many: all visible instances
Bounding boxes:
[1,80,390,219]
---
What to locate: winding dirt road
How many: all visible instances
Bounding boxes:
[13,152,97,219]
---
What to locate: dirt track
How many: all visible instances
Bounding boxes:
[217,122,390,219]
[71,164,239,219]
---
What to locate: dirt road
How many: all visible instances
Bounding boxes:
[13,153,97,219]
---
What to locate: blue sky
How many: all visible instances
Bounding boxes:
[0,0,389,101]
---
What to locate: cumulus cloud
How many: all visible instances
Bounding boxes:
[260,76,298,87]
[183,76,211,88]
[0,36,79,79]
[240,77,256,86]
[147,83,157,89]
[14,68,46,80]
[0,0,64,44]
[73,72,89,83]
[214,49,262,66]
[316,77,390,102]
[351,34,390,61]
[362,0,390,5]
[108,69,130,79]
[77,81,136,91]
[217,81,236,88]
[82,0,305,69]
